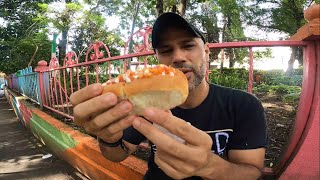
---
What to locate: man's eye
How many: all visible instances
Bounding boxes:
[160,49,172,54]
[184,44,195,49]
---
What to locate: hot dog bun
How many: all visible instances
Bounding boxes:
[102,64,188,115]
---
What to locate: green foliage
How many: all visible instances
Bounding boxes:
[259,69,303,86]
[253,84,301,95]
[253,84,301,104]
[245,0,308,35]
[254,48,273,60]
[270,85,301,95]
[137,56,158,65]
[209,68,248,90]
[71,9,124,60]
[187,0,249,66]
[282,93,301,104]
[0,0,53,74]
[117,0,156,37]
[292,68,303,75]
[37,2,83,31]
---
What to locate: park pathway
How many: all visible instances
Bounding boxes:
[0,90,88,180]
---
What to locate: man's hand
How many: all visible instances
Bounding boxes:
[70,83,136,143]
[133,108,266,179]
[132,108,213,179]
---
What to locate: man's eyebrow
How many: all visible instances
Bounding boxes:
[157,44,171,49]
[158,38,196,48]
[179,38,196,44]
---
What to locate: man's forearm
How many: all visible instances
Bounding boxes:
[200,155,262,180]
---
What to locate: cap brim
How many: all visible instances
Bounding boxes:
[152,13,205,49]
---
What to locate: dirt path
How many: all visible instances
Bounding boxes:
[0,90,88,180]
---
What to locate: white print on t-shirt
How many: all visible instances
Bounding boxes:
[215,132,229,155]
[206,129,233,156]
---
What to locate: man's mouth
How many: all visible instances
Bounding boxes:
[177,68,192,80]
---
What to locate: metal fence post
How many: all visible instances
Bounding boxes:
[34,60,49,109]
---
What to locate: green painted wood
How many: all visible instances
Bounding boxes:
[30,112,78,153]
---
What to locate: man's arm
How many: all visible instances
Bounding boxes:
[200,148,266,180]
[131,108,266,180]
[99,140,138,162]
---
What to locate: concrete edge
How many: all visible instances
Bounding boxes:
[5,88,147,179]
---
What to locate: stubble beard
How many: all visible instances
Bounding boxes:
[172,60,206,92]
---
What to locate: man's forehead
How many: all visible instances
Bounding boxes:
[160,26,195,37]
[157,37,197,48]
[157,27,198,43]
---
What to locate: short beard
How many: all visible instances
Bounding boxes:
[172,61,206,92]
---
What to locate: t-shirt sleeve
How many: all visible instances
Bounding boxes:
[123,126,147,145]
[227,91,268,150]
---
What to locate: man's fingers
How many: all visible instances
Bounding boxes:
[97,115,136,137]
[154,153,184,179]
[70,83,103,106]
[83,100,133,131]
[133,117,193,159]
[142,108,212,147]
[157,149,202,176]
[73,92,118,125]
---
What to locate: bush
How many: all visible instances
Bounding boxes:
[254,84,301,95]
[209,68,303,92]
[253,84,271,93]
[270,85,301,95]
[282,93,301,104]
[292,67,303,75]
[209,68,248,90]
[259,69,303,86]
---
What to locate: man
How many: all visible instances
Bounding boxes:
[70,12,268,179]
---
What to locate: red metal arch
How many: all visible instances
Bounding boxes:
[84,41,112,86]
[124,26,153,71]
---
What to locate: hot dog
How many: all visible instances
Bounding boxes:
[102,64,188,115]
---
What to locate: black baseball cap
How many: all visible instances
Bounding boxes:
[152,12,206,49]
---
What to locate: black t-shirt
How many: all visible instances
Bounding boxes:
[123,84,268,180]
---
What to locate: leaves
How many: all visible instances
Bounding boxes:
[0,0,53,74]
[244,0,308,35]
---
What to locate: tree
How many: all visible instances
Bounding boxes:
[37,1,82,64]
[0,0,53,74]
[245,0,315,75]
[187,1,220,68]
[187,0,248,69]
[155,0,208,17]
[70,3,124,60]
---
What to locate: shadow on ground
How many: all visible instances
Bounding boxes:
[0,90,88,180]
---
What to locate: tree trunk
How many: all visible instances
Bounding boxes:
[156,0,163,17]
[297,47,303,66]
[220,16,228,73]
[128,0,141,53]
[286,47,297,76]
[127,0,141,70]
[59,29,68,65]
[229,50,235,68]
[177,0,187,16]
[220,48,225,72]
[58,0,71,65]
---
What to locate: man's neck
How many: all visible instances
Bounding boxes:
[179,80,209,109]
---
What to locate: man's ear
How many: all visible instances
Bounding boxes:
[154,51,160,64]
[204,43,210,60]
[204,42,210,54]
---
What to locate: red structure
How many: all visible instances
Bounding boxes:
[279,4,320,179]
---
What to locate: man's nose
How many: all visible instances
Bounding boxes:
[172,49,187,64]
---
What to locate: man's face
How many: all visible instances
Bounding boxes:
[155,27,209,92]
